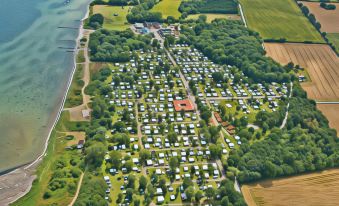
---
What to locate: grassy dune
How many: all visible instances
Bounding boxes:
[240,0,324,43]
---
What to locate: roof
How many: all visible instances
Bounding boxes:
[173,99,195,112]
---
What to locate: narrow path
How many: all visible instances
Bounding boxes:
[68,172,84,206]
[64,29,93,121]
[280,82,293,129]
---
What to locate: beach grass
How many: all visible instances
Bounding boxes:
[187,13,241,22]
[93,5,131,31]
[65,64,84,108]
[239,0,325,43]
[151,0,182,19]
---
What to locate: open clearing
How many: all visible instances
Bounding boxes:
[298,2,339,32]
[187,14,241,22]
[239,0,324,42]
[264,43,339,101]
[151,0,182,18]
[317,104,339,132]
[93,5,131,31]
[242,169,339,206]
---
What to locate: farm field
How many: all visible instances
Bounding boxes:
[239,0,324,43]
[187,14,241,22]
[151,0,182,18]
[92,5,131,31]
[264,43,339,101]
[298,2,339,32]
[242,169,339,206]
[317,104,339,131]
[327,33,339,53]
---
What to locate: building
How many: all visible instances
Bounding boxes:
[173,99,195,112]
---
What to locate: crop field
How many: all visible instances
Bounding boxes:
[92,5,131,31]
[151,0,182,18]
[239,0,324,43]
[264,43,339,101]
[327,33,339,53]
[187,13,241,22]
[317,104,339,131]
[299,2,339,32]
[242,169,339,206]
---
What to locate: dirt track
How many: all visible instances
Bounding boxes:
[242,169,339,206]
[264,43,339,101]
[298,2,339,33]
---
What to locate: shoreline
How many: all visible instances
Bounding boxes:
[0,5,91,205]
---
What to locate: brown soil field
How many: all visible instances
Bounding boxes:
[298,2,339,32]
[264,43,339,101]
[317,104,339,132]
[242,169,339,206]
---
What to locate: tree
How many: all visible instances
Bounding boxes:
[167,132,178,144]
[195,190,203,203]
[139,175,148,191]
[139,149,151,165]
[185,186,195,201]
[110,150,122,169]
[169,157,179,173]
[85,143,106,168]
[127,174,136,189]
[112,121,126,133]
[212,72,224,83]
[209,144,222,159]
[205,187,215,200]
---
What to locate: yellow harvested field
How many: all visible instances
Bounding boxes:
[264,43,339,101]
[298,2,339,32]
[317,104,339,132]
[242,169,339,206]
[187,14,241,22]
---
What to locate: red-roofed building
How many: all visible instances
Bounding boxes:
[173,99,195,112]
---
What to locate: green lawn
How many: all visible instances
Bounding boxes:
[93,5,131,31]
[187,13,241,22]
[151,0,182,19]
[240,0,325,43]
[327,33,339,54]
[65,64,84,108]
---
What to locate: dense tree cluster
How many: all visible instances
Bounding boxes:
[89,29,152,62]
[87,13,104,30]
[179,19,292,83]
[126,0,162,23]
[228,86,339,183]
[91,0,139,6]
[179,0,238,15]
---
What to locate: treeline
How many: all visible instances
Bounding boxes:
[89,29,152,62]
[299,3,322,31]
[179,19,292,83]
[90,0,139,6]
[126,0,162,23]
[179,0,238,15]
[227,85,339,183]
[320,2,336,10]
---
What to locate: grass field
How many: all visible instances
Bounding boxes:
[65,64,84,108]
[240,0,324,43]
[327,33,339,53]
[242,169,339,206]
[264,43,339,101]
[299,2,339,33]
[151,0,182,18]
[187,13,241,22]
[93,5,131,31]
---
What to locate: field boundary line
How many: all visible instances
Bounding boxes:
[238,4,247,27]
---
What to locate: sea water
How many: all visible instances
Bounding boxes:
[0,0,92,172]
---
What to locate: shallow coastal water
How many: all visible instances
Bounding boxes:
[0,0,92,172]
